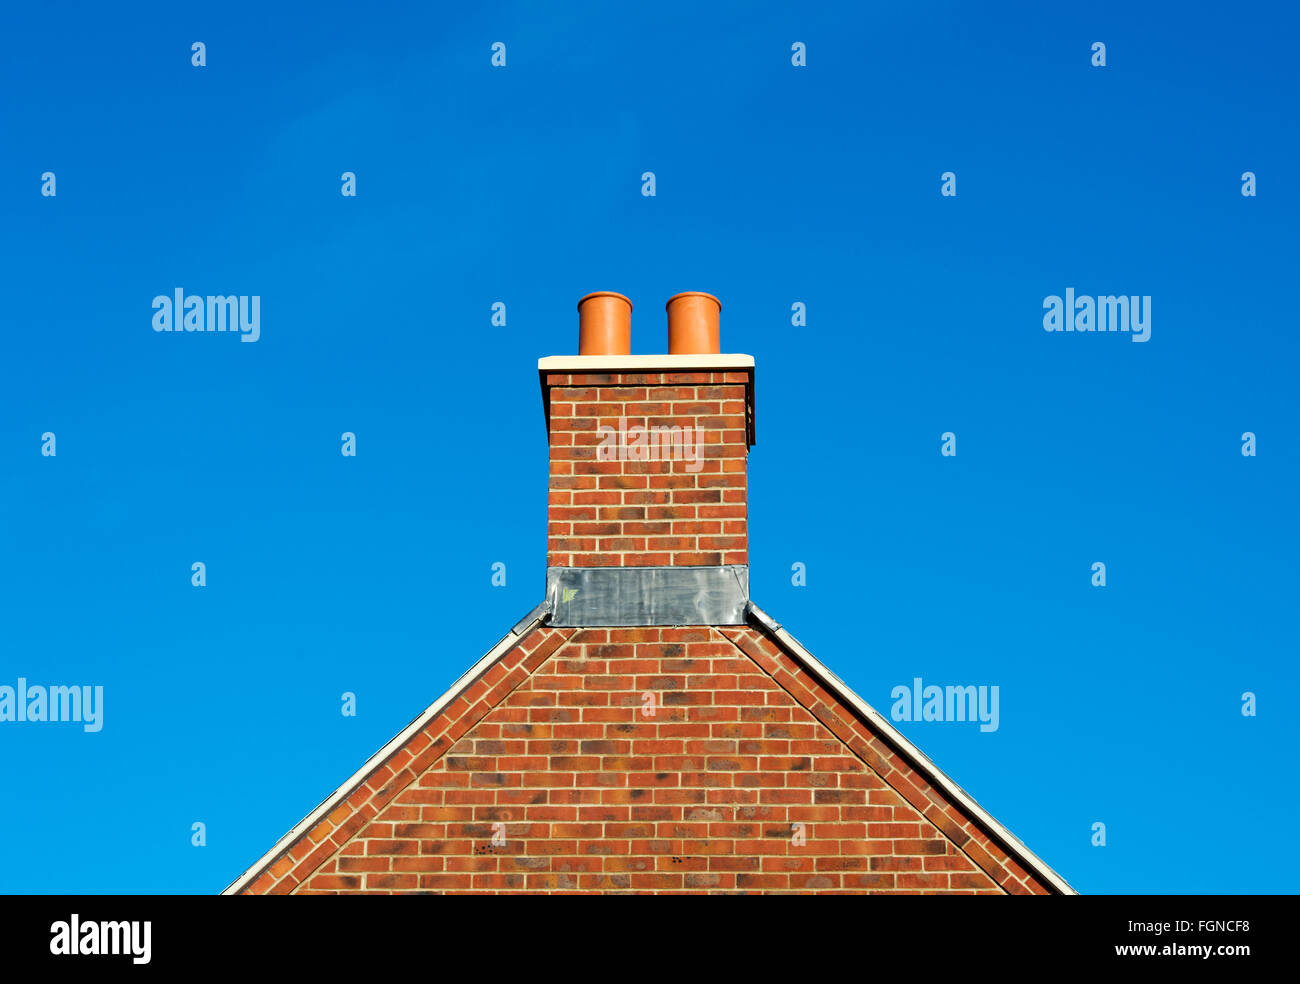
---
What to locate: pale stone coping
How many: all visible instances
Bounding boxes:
[538,354,754,372]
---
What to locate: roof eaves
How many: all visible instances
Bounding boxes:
[745,602,1078,896]
[220,600,553,895]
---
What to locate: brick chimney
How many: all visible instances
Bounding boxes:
[538,292,755,625]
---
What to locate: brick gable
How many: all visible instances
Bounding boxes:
[238,625,1051,895]
[227,299,1070,896]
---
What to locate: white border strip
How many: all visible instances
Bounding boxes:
[747,603,1078,895]
[538,354,754,371]
[220,609,550,895]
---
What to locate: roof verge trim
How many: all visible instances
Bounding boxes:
[745,602,1078,895]
[220,601,552,895]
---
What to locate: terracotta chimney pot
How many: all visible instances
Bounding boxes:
[666,292,721,354]
[577,292,632,355]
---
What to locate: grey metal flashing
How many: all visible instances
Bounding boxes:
[547,565,749,626]
[511,599,552,635]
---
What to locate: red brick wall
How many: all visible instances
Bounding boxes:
[242,627,1051,895]
[545,371,749,568]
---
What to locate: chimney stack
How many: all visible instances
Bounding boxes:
[538,292,755,625]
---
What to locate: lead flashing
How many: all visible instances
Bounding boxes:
[547,565,749,626]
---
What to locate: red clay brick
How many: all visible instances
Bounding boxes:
[238,626,1054,896]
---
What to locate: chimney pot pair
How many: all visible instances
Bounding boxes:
[577,291,721,356]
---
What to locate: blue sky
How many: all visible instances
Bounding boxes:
[1,1,1295,894]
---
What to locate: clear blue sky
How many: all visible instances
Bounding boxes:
[1,1,1295,895]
